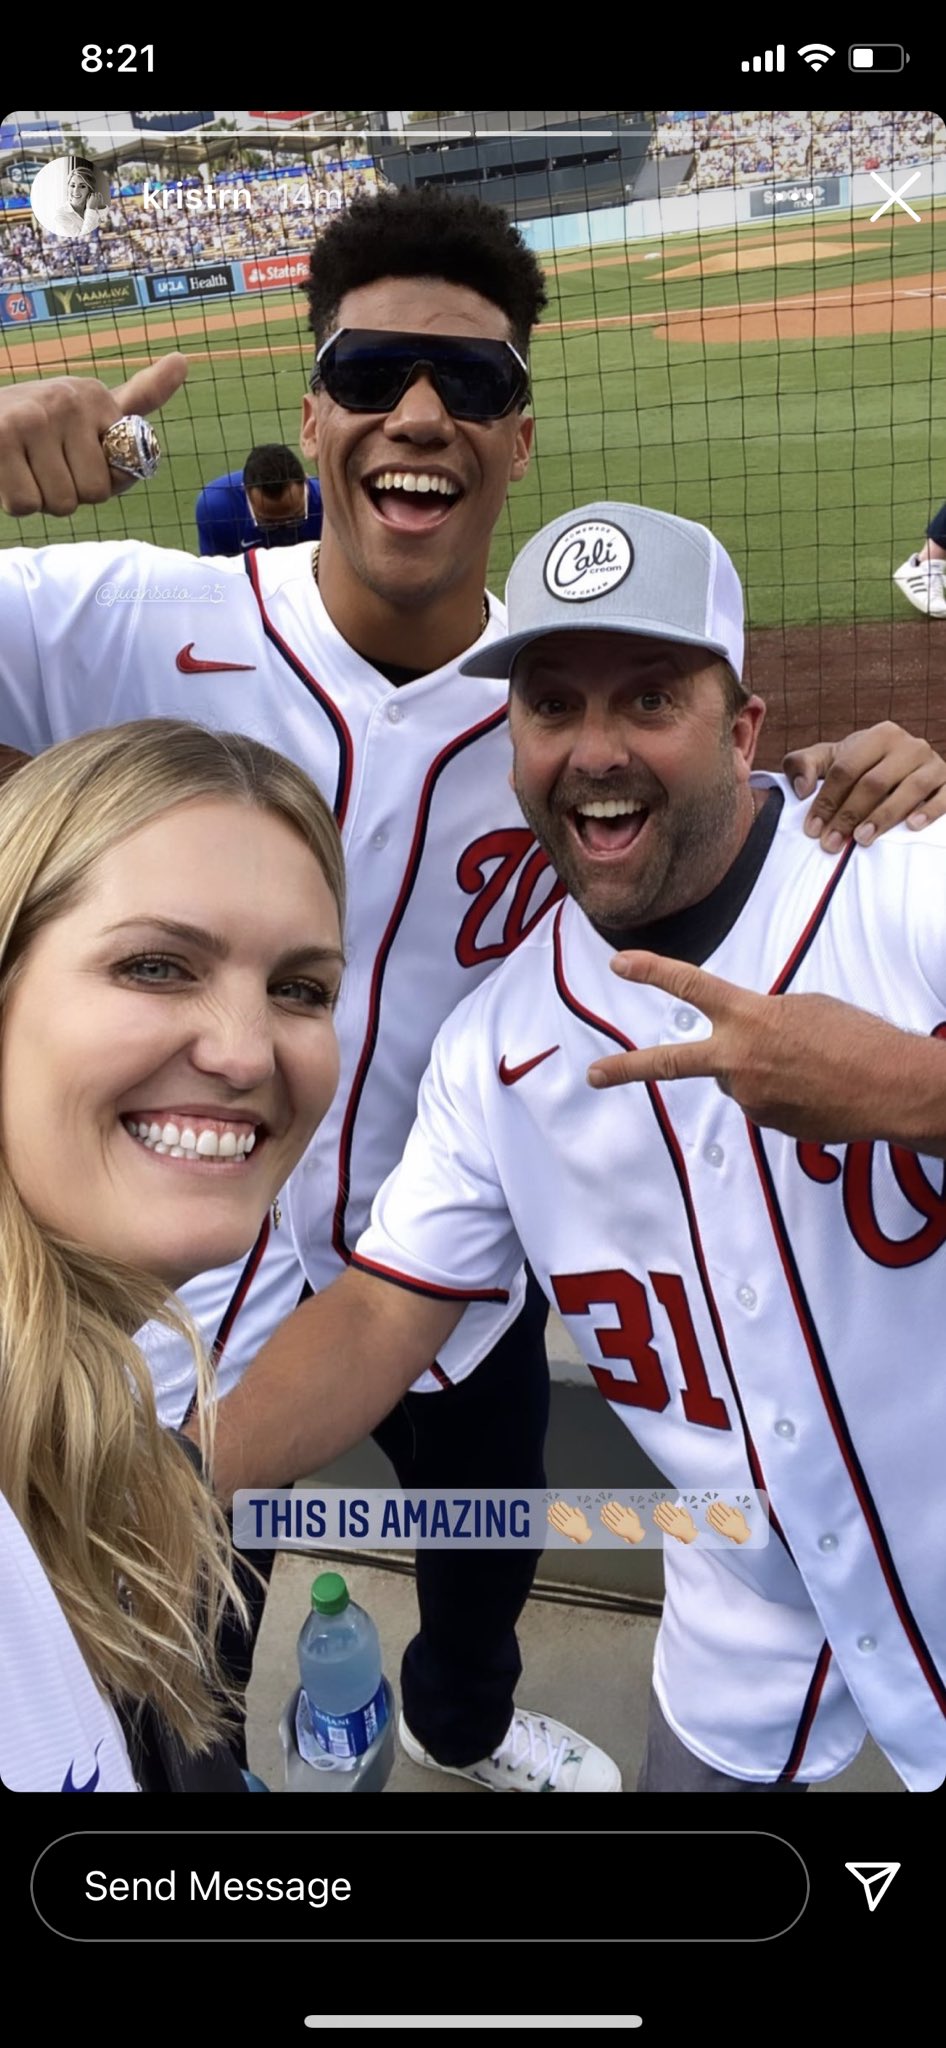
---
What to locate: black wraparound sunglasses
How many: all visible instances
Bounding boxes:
[309,328,531,422]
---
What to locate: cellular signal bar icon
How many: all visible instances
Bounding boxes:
[741,45,785,71]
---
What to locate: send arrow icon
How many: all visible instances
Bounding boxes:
[845,1863,901,1912]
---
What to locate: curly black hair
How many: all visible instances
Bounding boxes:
[302,186,548,359]
[243,443,305,492]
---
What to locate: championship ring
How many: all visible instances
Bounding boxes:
[101,415,161,482]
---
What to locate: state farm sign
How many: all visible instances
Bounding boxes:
[241,255,311,290]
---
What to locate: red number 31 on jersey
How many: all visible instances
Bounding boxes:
[552,1269,731,1431]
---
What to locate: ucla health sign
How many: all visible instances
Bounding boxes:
[146,265,234,301]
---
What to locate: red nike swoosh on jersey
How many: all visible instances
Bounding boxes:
[176,644,256,674]
[498,1046,560,1086]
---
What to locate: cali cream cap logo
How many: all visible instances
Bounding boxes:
[543,519,633,603]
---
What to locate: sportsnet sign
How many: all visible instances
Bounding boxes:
[749,177,843,215]
[241,255,310,290]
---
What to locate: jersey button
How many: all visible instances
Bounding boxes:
[387,702,404,724]
[674,1007,698,1032]
[857,1636,878,1654]
[373,831,388,849]
[703,1143,724,1168]
[818,1533,839,1552]
[774,1418,796,1439]
[737,1284,757,1310]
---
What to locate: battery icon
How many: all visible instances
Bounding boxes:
[849,44,909,69]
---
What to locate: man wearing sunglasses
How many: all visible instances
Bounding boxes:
[311,327,531,421]
[0,187,941,1796]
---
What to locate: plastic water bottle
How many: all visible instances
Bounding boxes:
[291,1571,393,1790]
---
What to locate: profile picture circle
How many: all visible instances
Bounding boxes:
[30,155,110,238]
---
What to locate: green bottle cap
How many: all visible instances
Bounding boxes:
[311,1571,349,1615]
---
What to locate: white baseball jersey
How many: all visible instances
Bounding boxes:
[135,1207,309,1426]
[0,1491,138,1791]
[0,538,558,1420]
[356,782,946,1789]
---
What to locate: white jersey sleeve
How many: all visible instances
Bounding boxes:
[902,832,946,1003]
[0,541,140,750]
[136,1211,309,1430]
[0,1491,138,1792]
[354,982,524,1335]
[0,539,241,752]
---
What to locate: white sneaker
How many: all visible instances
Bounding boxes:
[893,555,946,617]
[398,1707,621,1792]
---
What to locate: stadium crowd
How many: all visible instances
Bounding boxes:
[653,109,944,188]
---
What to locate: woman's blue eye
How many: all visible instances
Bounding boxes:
[119,954,183,982]
[274,980,335,1009]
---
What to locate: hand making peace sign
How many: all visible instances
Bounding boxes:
[587,950,946,1153]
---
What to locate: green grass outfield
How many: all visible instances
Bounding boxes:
[1,197,944,629]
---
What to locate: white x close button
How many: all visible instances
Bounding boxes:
[869,170,921,223]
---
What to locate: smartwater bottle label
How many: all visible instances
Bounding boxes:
[299,1679,389,1763]
[295,1691,356,1773]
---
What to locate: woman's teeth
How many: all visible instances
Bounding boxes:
[124,1118,257,1161]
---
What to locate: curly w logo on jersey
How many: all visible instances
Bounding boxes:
[61,1742,104,1792]
[798,1134,946,1267]
[455,829,564,967]
[797,1027,946,1267]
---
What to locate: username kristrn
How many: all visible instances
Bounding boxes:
[140,178,344,216]
[141,179,253,214]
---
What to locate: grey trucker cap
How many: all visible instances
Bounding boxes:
[462,502,745,683]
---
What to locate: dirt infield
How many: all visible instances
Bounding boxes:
[663,235,856,279]
[557,212,941,273]
[747,619,946,766]
[653,273,946,345]
[0,293,307,374]
[14,278,942,372]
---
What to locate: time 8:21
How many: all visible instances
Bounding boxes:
[82,44,155,69]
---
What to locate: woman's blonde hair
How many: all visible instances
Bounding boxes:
[0,719,345,1755]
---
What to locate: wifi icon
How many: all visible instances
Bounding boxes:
[798,41,835,69]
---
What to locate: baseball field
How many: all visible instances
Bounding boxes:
[1,195,945,763]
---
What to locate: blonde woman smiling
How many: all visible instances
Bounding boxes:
[0,720,344,1791]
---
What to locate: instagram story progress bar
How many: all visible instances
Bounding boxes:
[742,45,785,71]
[304,2023,644,2033]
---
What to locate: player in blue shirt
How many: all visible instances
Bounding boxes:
[195,443,323,555]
